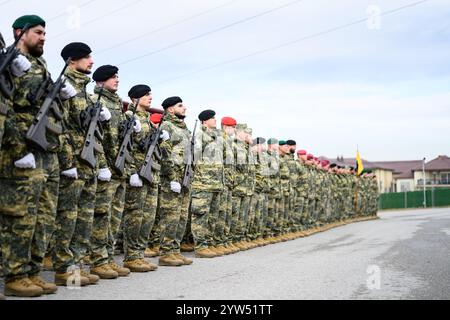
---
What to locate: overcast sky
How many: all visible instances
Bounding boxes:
[1,0,448,162]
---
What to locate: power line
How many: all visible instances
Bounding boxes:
[0,0,12,6]
[49,0,145,40]
[96,0,238,56]
[117,0,306,66]
[153,0,430,86]
[47,0,99,22]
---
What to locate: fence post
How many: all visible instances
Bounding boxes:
[404,192,408,209]
[432,187,435,208]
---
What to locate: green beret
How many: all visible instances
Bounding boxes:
[236,124,247,131]
[267,138,279,145]
[12,15,46,29]
[279,140,287,146]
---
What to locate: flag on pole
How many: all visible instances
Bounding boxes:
[356,150,364,176]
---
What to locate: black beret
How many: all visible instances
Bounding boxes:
[61,42,92,61]
[198,110,216,122]
[128,85,151,99]
[253,137,266,146]
[93,65,118,82]
[162,96,182,109]
[330,164,337,169]
[12,15,46,29]
[286,140,297,146]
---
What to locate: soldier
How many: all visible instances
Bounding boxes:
[53,42,105,287]
[88,65,131,279]
[278,140,291,240]
[0,15,73,297]
[286,140,300,238]
[122,85,164,272]
[191,110,225,258]
[217,117,239,254]
[295,150,309,234]
[158,97,193,267]
[266,138,282,243]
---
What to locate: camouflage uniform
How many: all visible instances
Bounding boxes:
[190,126,224,250]
[90,86,128,267]
[279,153,290,234]
[295,160,308,229]
[267,149,281,237]
[0,53,60,282]
[286,153,299,232]
[121,108,161,262]
[158,113,191,256]
[53,68,103,273]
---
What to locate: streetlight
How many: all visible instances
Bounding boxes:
[423,158,426,208]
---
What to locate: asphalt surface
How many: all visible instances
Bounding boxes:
[2,208,449,300]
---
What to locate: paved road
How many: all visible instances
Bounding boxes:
[2,208,450,300]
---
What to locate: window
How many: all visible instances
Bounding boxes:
[441,172,450,185]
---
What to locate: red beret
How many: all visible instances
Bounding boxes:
[322,160,330,166]
[307,154,314,160]
[297,150,307,156]
[150,113,163,124]
[221,117,237,126]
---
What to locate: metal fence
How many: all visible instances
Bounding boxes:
[379,188,450,210]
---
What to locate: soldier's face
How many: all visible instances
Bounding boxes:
[203,117,217,129]
[223,125,236,136]
[139,93,153,110]
[173,103,187,118]
[236,130,246,141]
[103,74,119,92]
[20,25,46,57]
[73,55,94,74]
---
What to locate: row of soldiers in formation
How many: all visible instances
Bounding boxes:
[0,15,379,300]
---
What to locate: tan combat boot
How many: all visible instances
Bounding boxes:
[109,262,131,277]
[180,243,195,253]
[90,264,119,280]
[195,248,217,259]
[221,245,233,255]
[228,243,240,254]
[209,246,225,257]
[234,241,248,251]
[81,270,100,285]
[29,275,57,295]
[139,259,158,271]
[5,278,44,297]
[124,259,154,272]
[159,254,184,267]
[145,248,159,258]
[174,253,193,266]
[55,271,90,287]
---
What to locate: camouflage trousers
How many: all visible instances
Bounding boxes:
[295,190,307,229]
[0,150,59,282]
[159,186,190,256]
[247,192,268,240]
[266,195,279,237]
[90,178,126,267]
[279,193,290,233]
[232,194,251,242]
[190,190,221,250]
[53,174,97,272]
[148,198,162,248]
[217,187,233,246]
[123,182,159,262]
[0,113,5,149]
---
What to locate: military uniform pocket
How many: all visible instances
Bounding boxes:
[0,176,31,217]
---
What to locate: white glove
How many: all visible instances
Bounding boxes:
[62,168,78,179]
[14,153,36,169]
[130,174,143,188]
[133,118,142,133]
[98,168,112,182]
[170,181,182,194]
[160,130,170,142]
[99,107,112,122]
[10,54,31,77]
[60,79,77,100]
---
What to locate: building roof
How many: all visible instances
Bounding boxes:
[320,157,394,171]
[373,160,423,179]
[414,155,450,172]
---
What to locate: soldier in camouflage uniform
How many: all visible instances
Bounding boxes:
[216,117,239,254]
[52,42,104,287]
[0,16,67,297]
[295,150,309,233]
[285,140,299,236]
[266,139,281,242]
[190,110,225,258]
[157,96,192,267]
[278,141,291,239]
[121,85,163,272]
[88,65,131,279]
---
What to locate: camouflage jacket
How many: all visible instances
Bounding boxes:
[296,161,309,194]
[267,150,281,198]
[233,140,253,197]
[191,126,224,193]
[222,131,236,190]
[159,113,191,189]
[286,154,299,193]
[59,68,105,175]
[253,150,270,193]
[279,153,291,195]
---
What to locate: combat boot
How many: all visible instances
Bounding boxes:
[195,248,217,259]
[228,243,240,254]
[209,246,225,257]
[159,254,184,267]
[145,248,159,258]
[4,278,44,298]
[174,253,193,266]
[234,241,248,251]
[55,271,90,287]
[90,264,119,280]
[221,245,234,255]
[0,293,5,300]
[109,262,131,277]
[181,243,195,252]
[140,259,158,271]
[29,275,57,295]
[124,259,154,272]
[81,270,100,285]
